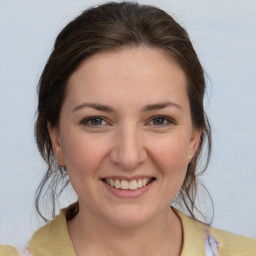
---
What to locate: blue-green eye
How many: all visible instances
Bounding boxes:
[81,117,106,127]
[149,116,174,126]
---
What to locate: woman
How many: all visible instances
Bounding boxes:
[1,2,255,255]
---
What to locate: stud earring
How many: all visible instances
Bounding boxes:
[189,156,192,160]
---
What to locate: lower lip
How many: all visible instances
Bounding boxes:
[102,180,154,198]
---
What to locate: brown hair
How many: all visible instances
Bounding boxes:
[35,1,212,222]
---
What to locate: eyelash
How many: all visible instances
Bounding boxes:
[80,116,107,127]
[147,116,175,126]
[80,115,175,128]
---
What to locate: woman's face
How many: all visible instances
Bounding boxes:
[49,47,200,227]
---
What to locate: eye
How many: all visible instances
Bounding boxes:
[80,116,107,127]
[148,116,175,126]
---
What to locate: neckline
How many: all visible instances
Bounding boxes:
[29,205,207,256]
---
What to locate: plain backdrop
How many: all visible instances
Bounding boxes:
[0,0,255,246]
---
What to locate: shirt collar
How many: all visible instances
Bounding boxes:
[29,206,206,256]
[173,208,207,255]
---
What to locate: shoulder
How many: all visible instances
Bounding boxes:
[28,211,65,251]
[210,227,256,255]
[29,203,77,245]
[173,208,256,256]
[28,206,76,256]
[0,245,18,256]
[0,245,31,256]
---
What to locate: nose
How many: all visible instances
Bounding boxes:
[109,125,147,170]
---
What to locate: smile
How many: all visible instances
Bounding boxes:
[103,177,154,190]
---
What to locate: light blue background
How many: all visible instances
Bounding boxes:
[0,0,255,246]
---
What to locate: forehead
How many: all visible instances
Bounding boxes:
[64,47,188,109]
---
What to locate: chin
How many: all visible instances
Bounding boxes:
[102,205,154,227]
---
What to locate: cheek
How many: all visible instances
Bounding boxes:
[60,134,109,178]
[150,135,190,181]
[154,136,189,164]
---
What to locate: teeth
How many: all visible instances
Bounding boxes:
[105,177,152,190]
[129,180,137,190]
[121,180,129,189]
[115,179,121,189]
[110,179,115,186]
[137,179,143,188]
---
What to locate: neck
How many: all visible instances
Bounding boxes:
[67,206,183,256]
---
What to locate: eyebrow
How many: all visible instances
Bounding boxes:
[73,103,114,112]
[142,101,182,112]
[72,101,182,113]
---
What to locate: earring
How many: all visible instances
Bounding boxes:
[189,156,192,160]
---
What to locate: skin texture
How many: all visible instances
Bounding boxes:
[48,47,201,256]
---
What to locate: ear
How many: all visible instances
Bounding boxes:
[47,122,65,166]
[188,128,201,162]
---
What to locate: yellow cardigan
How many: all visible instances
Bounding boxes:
[1,206,256,255]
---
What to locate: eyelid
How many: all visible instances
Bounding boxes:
[146,115,176,126]
[79,115,176,128]
[80,116,109,127]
